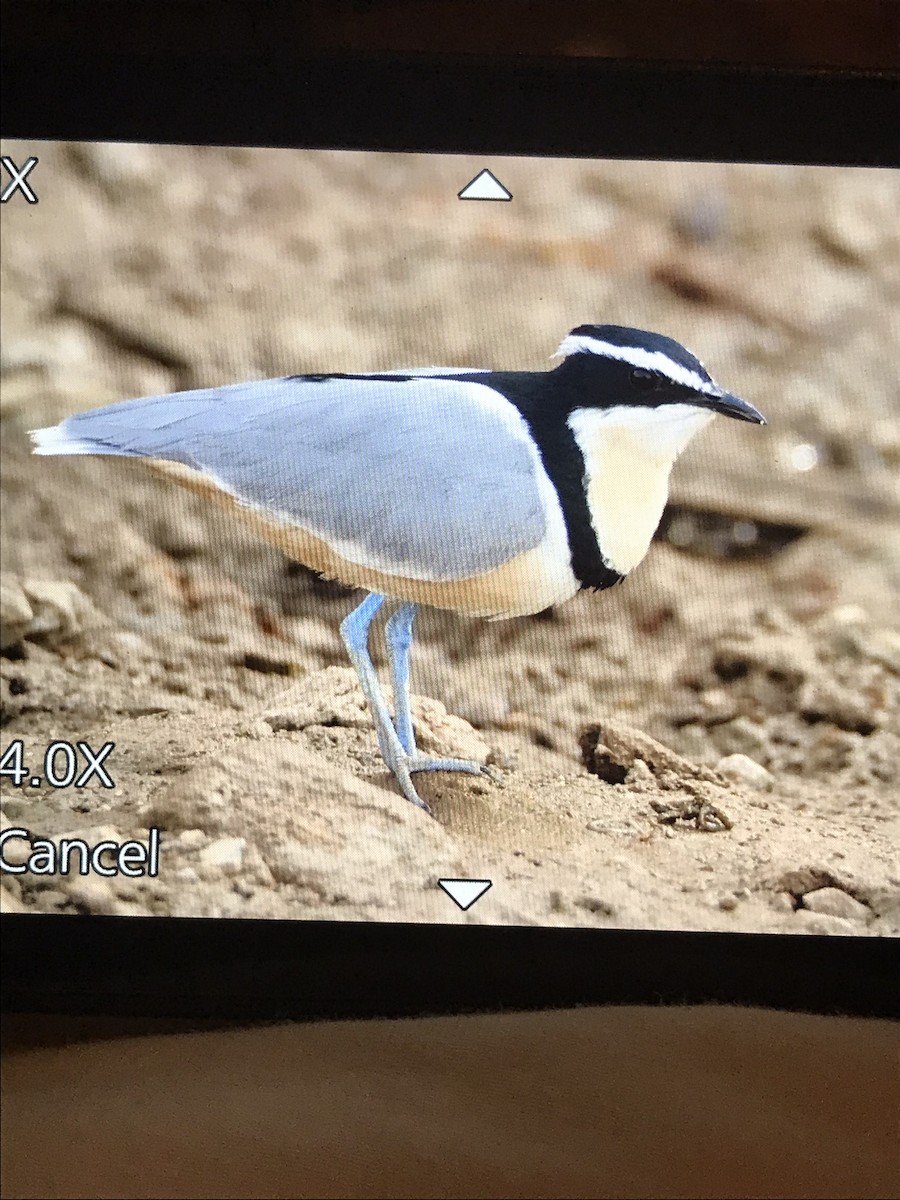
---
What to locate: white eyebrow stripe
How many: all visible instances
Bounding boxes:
[554,335,721,396]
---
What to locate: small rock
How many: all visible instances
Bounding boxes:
[825,604,869,630]
[65,875,121,915]
[711,717,769,759]
[239,719,274,740]
[672,724,712,761]
[176,829,207,849]
[672,191,728,244]
[486,746,518,771]
[198,837,246,872]
[850,626,900,674]
[801,886,869,922]
[580,718,709,783]
[0,886,29,914]
[0,575,33,650]
[698,687,738,723]
[409,694,492,763]
[20,579,103,645]
[627,758,654,784]
[715,753,774,791]
[718,895,739,911]
[799,679,880,734]
[265,839,331,891]
[142,780,231,833]
[813,210,886,265]
[68,142,159,196]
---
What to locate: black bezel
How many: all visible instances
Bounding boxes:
[2,27,898,1021]
[3,52,897,166]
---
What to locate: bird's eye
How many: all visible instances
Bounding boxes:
[630,368,657,391]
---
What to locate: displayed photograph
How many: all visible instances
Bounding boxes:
[1,141,897,933]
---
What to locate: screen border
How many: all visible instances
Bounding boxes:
[2,50,898,166]
[2,41,898,1020]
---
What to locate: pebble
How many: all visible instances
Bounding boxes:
[239,719,275,740]
[17,578,102,645]
[198,837,246,872]
[65,876,122,915]
[850,627,900,674]
[265,839,331,891]
[801,886,869,922]
[486,746,518,771]
[712,717,769,759]
[673,724,710,760]
[1,886,29,914]
[814,210,885,264]
[177,829,207,849]
[0,574,33,649]
[798,679,880,735]
[627,758,654,784]
[715,753,774,791]
[69,142,159,195]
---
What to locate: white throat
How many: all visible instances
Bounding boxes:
[567,402,714,575]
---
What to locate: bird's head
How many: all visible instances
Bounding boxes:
[553,324,766,428]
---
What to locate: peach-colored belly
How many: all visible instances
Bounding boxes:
[145,459,577,618]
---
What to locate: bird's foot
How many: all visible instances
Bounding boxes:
[387,752,498,812]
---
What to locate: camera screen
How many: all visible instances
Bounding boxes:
[1,142,897,935]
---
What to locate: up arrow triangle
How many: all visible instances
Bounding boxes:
[438,878,493,910]
[458,169,512,202]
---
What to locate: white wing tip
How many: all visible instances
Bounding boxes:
[30,425,97,456]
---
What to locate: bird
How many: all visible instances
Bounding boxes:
[31,323,766,811]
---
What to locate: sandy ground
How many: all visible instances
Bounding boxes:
[1,143,898,933]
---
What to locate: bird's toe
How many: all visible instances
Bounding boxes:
[407,754,492,779]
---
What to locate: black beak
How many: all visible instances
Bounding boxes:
[704,390,767,425]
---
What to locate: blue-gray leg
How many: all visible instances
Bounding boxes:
[339,592,406,778]
[384,600,489,779]
[340,593,495,812]
[385,601,417,754]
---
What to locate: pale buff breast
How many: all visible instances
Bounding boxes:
[566,403,716,576]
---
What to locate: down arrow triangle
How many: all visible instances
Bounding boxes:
[438,878,493,910]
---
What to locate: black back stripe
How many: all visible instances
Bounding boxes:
[286,372,420,382]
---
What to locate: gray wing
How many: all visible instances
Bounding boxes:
[49,375,549,580]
